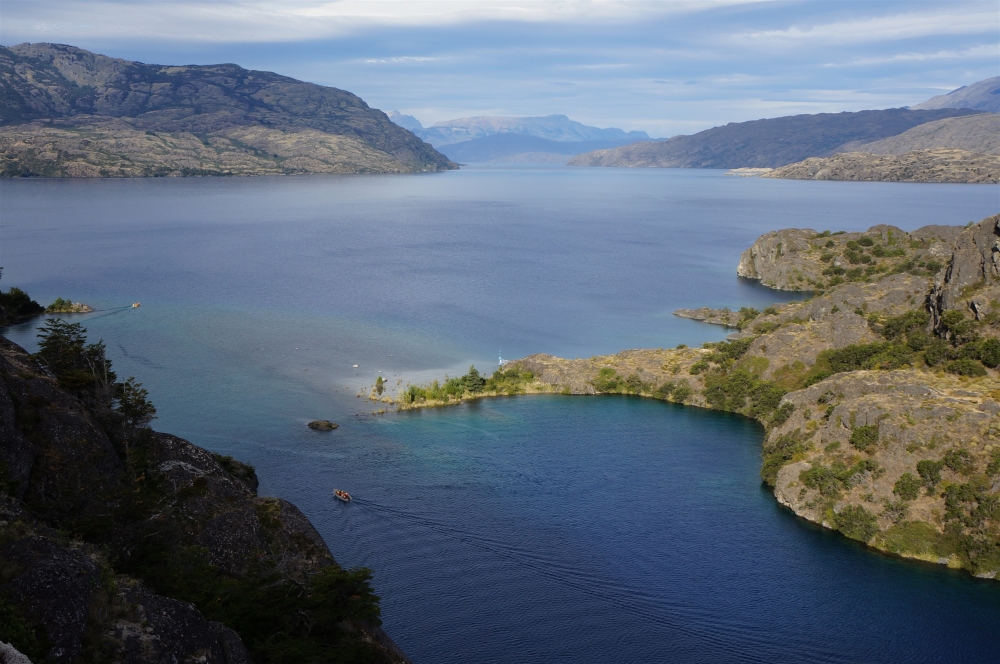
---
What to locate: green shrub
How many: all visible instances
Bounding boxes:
[769,402,795,428]
[916,459,944,491]
[960,338,1000,368]
[671,383,692,403]
[944,448,974,475]
[736,307,760,330]
[688,360,709,375]
[858,237,874,247]
[987,449,1000,477]
[835,505,879,542]
[939,310,978,344]
[763,307,778,316]
[623,373,651,394]
[703,369,787,421]
[804,342,914,387]
[592,367,622,392]
[761,430,805,486]
[893,473,921,500]
[753,320,781,334]
[801,465,843,497]
[850,425,880,452]
[944,358,987,377]
[801,459,880,498]
[924,339,951,366]
[879,309,929,341]
[703,337,756,363]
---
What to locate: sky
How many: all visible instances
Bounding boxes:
[1,0,997,137]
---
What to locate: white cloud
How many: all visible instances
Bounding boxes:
[1,0,766,43]
[737,8,997,47]
[822,43,999,67]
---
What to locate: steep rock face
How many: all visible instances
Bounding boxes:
[737,224,960,292]
[0,336,410,662]
[934,214,1000,317]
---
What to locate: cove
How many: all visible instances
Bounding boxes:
[292,395,1000,663]
[2,168,999,661]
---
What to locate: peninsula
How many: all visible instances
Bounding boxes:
[389,214,1000,580]
[0,43,455,177]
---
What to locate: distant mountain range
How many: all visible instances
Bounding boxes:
[433,133,649,164]
[567,108,981,169]
[912,76,1000,113]
[386,112,650,163]
[0,43,455,176]
[568,76,998,175]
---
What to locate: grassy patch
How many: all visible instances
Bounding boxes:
[880,521,948,557]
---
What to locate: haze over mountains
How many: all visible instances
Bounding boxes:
[387,111,650,163]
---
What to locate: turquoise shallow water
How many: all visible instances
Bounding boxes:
[2,168,999,662]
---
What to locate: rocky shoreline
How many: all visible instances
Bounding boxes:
[396,214,1000,580]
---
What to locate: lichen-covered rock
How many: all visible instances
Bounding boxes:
[113,585,251,664]
[1,536,99,662]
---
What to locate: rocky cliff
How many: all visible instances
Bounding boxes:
[0,43,455,176]
[0,334,409,663]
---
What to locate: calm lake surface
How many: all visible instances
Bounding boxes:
[2,167,999,662]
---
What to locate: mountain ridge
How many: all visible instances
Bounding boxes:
[567,107,983,169]
[0,43,455,175]
[912,76,1000,113]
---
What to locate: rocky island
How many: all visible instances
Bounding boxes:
[0,320,409,662]
[392,214,1000,580]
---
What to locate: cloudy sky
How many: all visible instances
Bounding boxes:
[2,0,996,136]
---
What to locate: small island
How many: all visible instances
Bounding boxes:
[45,297,94,313]
[388,213,1000,580]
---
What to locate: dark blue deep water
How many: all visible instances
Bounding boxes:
[2,168,999,662]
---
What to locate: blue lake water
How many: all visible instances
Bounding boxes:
[2,167,999,662]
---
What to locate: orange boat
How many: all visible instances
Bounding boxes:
[333,489,352,502]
